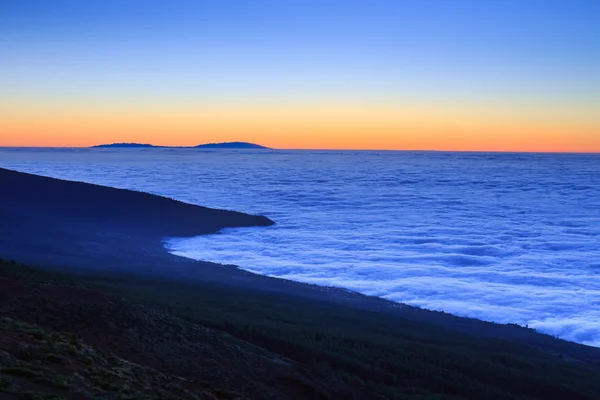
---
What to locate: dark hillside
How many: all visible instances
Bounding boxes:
[1,260,600,399]
[0,167,272,237]
[0,167,272,270]
[0,261,347,399]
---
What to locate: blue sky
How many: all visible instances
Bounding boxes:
[2,0,597,99]
[1,0,598,150]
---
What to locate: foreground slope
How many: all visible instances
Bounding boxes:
[0,261,347,399]
[1,260,600,399]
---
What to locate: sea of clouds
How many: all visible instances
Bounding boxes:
[2,148,599,346]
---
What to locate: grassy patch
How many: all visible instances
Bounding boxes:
[2,259,600,399]
[0,375,12,390]
[1,367,39,378]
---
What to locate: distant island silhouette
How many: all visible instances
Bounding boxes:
[195,142,269,149]
[93,143,158,148]
[92,141,270,149]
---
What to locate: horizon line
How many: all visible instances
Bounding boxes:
[1,145,599,155]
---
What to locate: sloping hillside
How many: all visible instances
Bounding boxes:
[0,167,272,271]
[2,260,600,400]
[0,261,350,399]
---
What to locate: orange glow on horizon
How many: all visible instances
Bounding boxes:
[1,102,598,153]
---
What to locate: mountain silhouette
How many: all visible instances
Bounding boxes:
[195,142,269,149]
[91,141,269,149]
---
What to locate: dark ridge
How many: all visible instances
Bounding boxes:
[91,143,158,148]
[1,167,599,368]
[0,167,272,236]
[0,167,272,270]
[195,141,270,149]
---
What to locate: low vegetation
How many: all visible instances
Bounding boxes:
[0,315,238,399]
[1,259,600,399]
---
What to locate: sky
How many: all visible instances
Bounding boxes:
[1,0,599,151]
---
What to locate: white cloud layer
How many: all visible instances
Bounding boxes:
[2,148,599,346]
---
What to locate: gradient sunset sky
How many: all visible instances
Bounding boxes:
[1,0,598,151]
